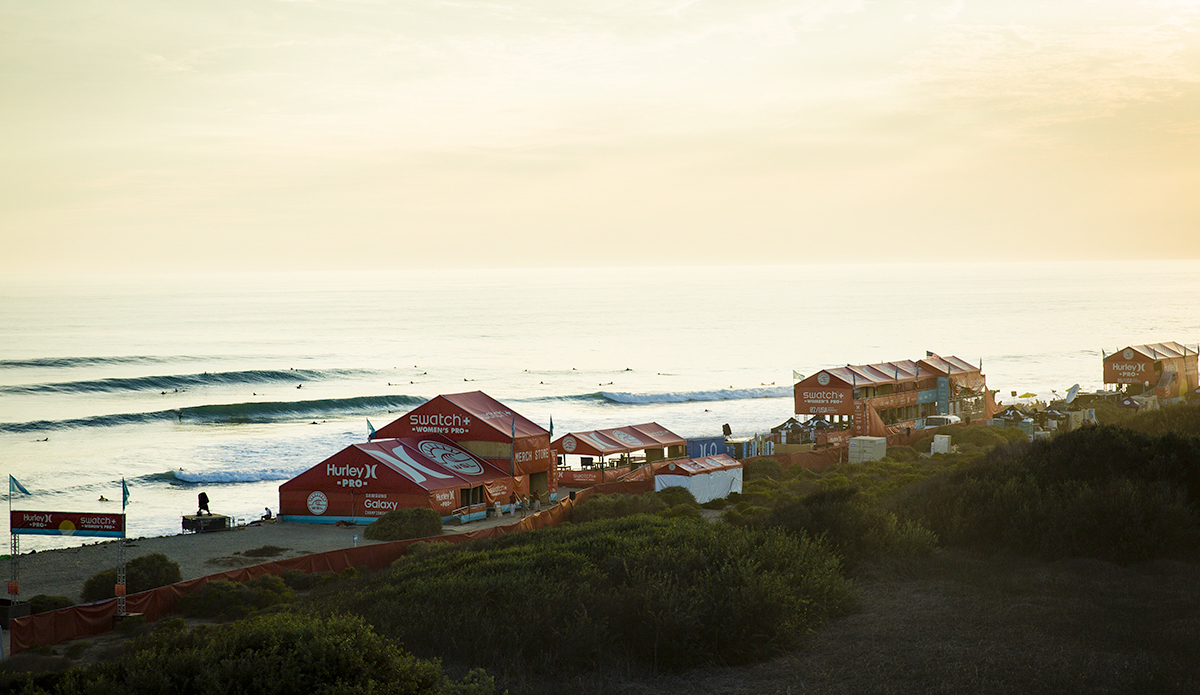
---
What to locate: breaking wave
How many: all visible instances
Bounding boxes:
[527,386,791,406]
[0,368,368,395]
[0,394,427,434]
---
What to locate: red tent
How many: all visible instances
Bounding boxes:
[279,434,514,524]
[374,391,552,476]
[553,422,686,458]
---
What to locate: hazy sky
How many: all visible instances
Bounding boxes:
[2,1,1198,272]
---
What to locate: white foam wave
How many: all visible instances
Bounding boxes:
[602,386,791,404]
[172,467,304,484]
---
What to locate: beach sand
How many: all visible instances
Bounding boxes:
[2,506,546,657]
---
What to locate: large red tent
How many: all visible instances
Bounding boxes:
[373,391,554,497]
[279,434,514,524]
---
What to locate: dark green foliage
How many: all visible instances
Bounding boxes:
[571,491,666,522]
[80,553,182,602]
[700,497,728,510]
[915,424,1024,454]
[280,568,320,591]
[895,425,1200,562]
[655,485,698,508]
[363,507,443,541]
[658,503,703,520]
[724,487,937,566]
[28,595,74,614]
[316,515,855,673]
[49,612,491,695]
[885,445,918,462]
[1113,402,1200,437]
[177,574,294,621]
[743,457,783,481]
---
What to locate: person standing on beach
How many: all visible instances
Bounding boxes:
[197,491,211,516]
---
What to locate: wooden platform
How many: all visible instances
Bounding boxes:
[182,514,231,533]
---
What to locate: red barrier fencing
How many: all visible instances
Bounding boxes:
[11,492,591,654]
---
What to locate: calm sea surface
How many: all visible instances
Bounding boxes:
[2,262,1198,550]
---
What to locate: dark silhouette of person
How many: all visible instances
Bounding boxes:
[197,491,211,516]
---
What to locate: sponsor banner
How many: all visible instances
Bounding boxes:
[11,511,125,537]
[558,469,601,485]
[863,391,918,410]
[794,386,854,415]
[282,490,435,518]
[817,430,853,447]
[1104,358,1154,384]
[512,435,552,476]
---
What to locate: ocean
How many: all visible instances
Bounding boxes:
[3,261,1199,551]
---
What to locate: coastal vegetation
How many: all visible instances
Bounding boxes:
[4,404,1198,693]
[361,507,443,541]
[79,553,181,603]
[311,514,855,673]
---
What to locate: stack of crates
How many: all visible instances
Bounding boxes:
[848,436,887,463]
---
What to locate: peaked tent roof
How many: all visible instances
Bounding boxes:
[376,391,549,441]
[1111,341,1198,360]
[281,434,512,495]
[553,423,686,457]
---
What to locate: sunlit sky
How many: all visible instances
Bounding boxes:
[2,1,1198,272]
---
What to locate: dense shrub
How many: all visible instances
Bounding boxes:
[28,595,74,614]
[743,457,783,481]
[80,553,182,602]
[316,515,854,673]
[655,486,699,508]
[725,487,937,566]
[178,574,294,621]
[363,507,443,541]
[571,492,666,522]
[1112,402,1200,437]
[885,445,918,462]
[895,425,1200,562]
[48,613,493,695]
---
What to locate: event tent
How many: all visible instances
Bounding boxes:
[374,391,552,480]
[622,454,743,504]
[279,434,514,524]
[553,422,686,459]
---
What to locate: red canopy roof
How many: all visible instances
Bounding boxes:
[374,391,552,476]
[553,422,685,457]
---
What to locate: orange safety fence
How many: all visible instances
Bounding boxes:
[11,491,595,654]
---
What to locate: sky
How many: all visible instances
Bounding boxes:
[1,0,1198,272]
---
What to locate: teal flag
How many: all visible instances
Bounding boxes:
[9,475,31,495]
[122,478,130,509]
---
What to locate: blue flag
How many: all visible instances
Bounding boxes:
[122,478,130,509]
[9,475,30,496]
[367,418,377,439]
[549,415,553,439]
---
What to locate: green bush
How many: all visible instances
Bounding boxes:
[895,425,1200,562]
[743,457,783,481]
[363,507,443,541]
[52,612,491,695]
[317,515,855,673]
[655,486,699,508]
[29,595,74,614]
[80,553,182,602]
[571,492,666,522]
[725,487,937,566]
[177,574,294,621]
[885,445,918,462]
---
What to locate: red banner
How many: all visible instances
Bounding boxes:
[10,511,125,538]
[795,386,854,415]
